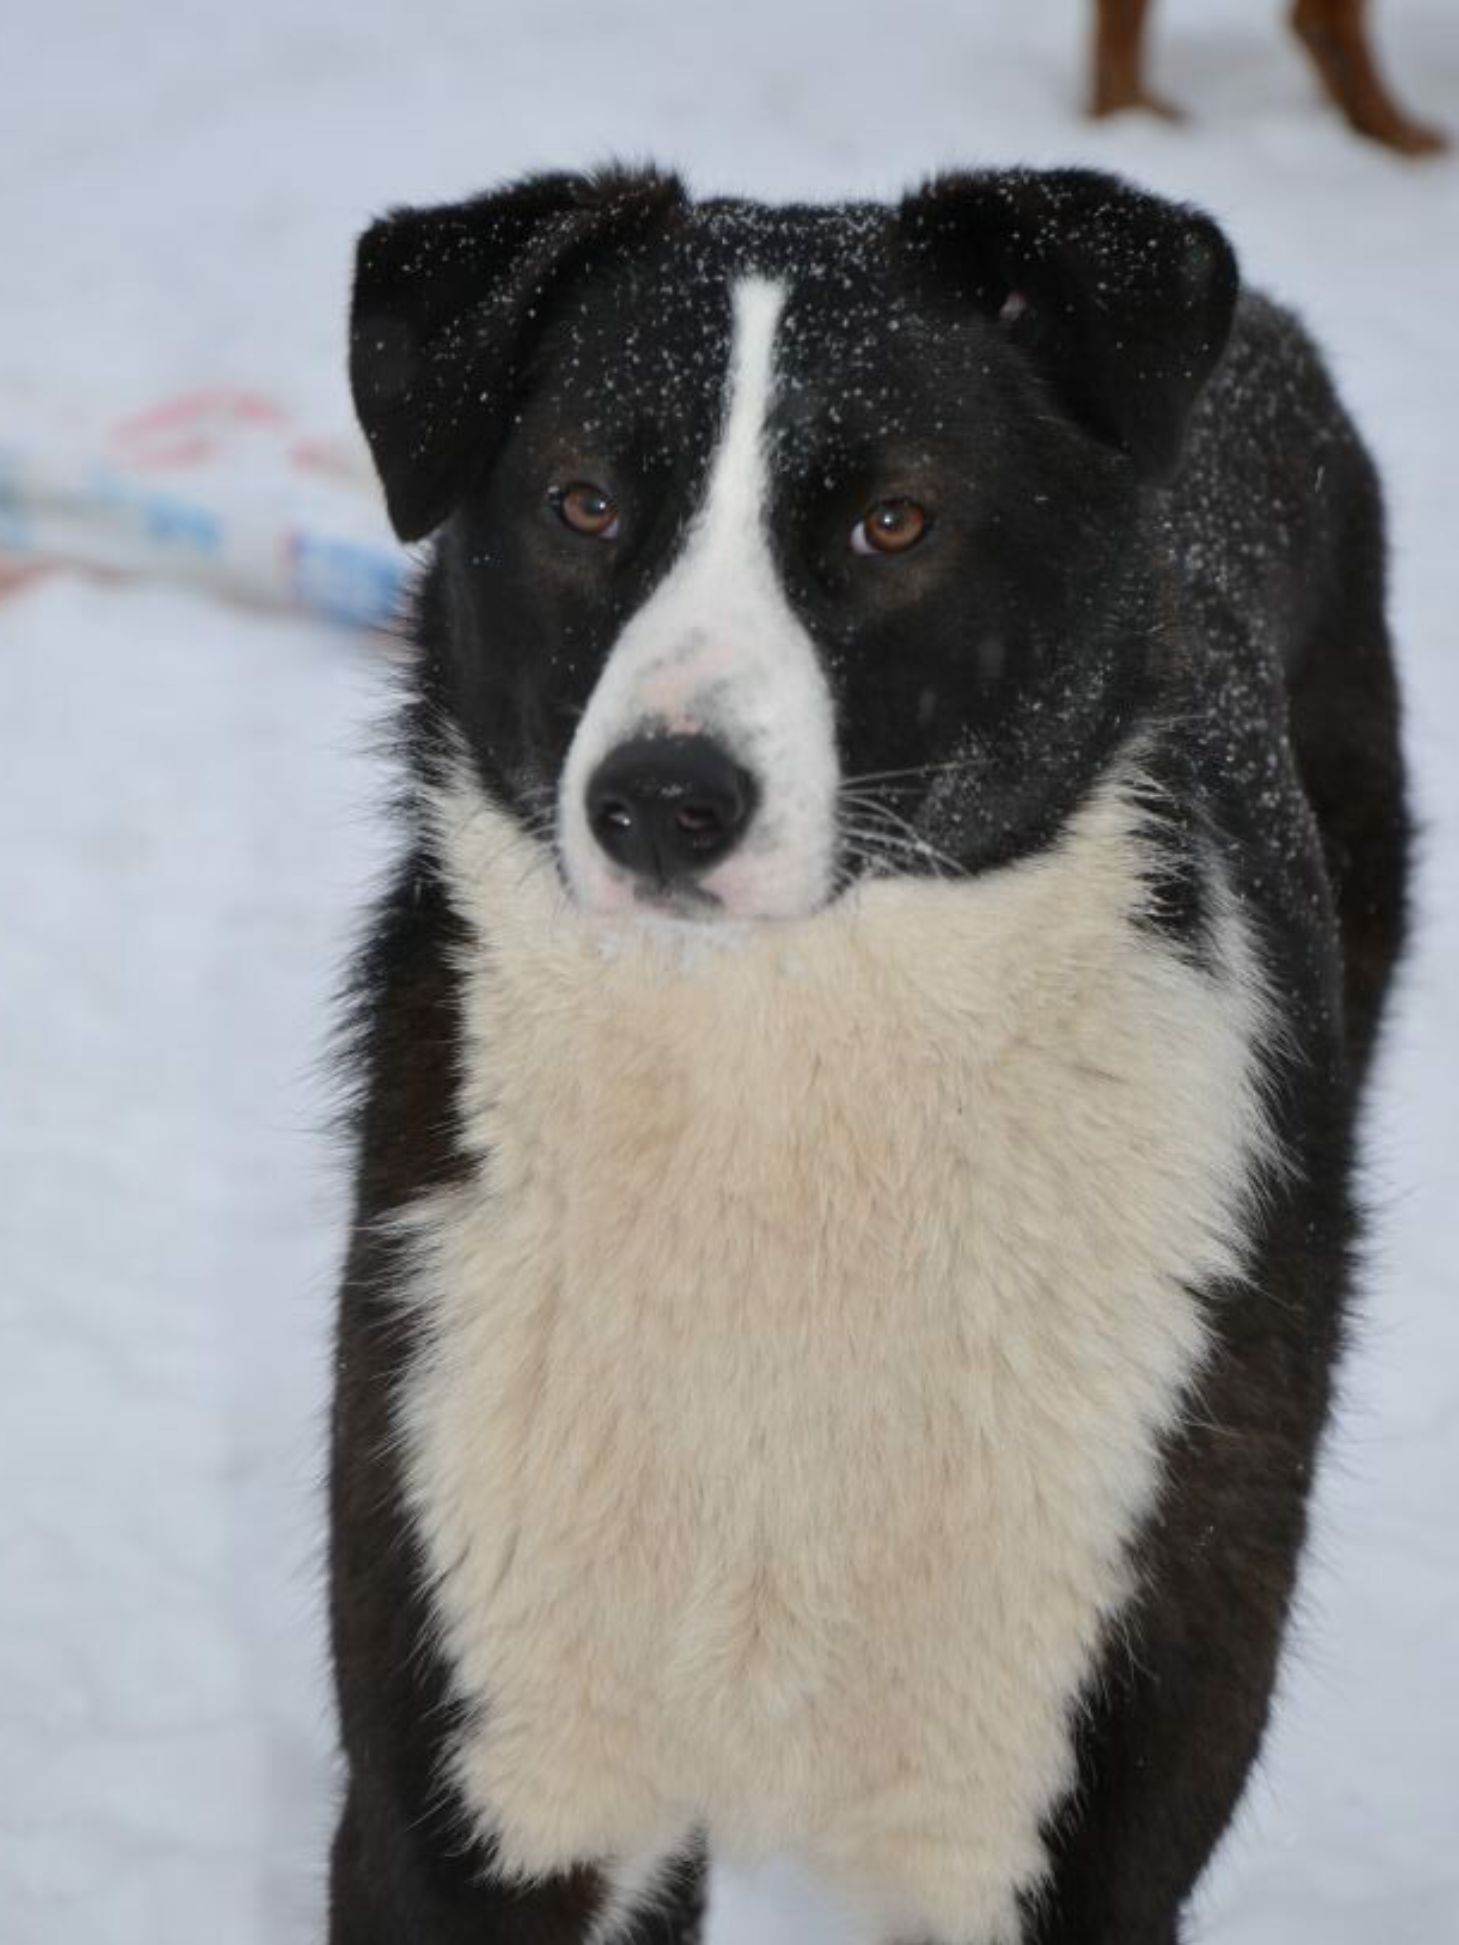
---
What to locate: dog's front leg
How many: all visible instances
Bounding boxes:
[329,1781,599,1944]
[331,1780,706,1944]
[1090,0,1185,120]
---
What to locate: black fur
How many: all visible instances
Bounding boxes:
[330,167,1408,1943]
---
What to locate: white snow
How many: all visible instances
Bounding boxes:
[1,2,1455,1941]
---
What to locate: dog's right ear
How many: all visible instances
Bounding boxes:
[350,168,685,542]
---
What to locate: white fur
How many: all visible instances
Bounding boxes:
[557,277,839,922]
[397,767,1274,1945]
[589,1847,692,1944]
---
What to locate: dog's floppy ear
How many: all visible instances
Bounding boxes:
[351,167,685,541]
[899,169,1238,478]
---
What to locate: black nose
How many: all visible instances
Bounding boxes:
[586,735,757,886]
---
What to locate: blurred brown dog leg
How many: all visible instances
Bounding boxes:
[1291,0,1448,154]
[1090,0,1185,120]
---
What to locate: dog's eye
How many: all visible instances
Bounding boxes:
[551,482,620,540]
[851,500,928,557]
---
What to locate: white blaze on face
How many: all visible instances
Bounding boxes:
[557,276,840,921]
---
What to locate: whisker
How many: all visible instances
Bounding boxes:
[839,757,977,789]
[842,797,966,877]
[839,819,967,881]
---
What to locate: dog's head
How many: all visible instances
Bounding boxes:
[351,167,1236,922]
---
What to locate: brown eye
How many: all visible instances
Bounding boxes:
[851,499,928,557]
[552,481,620,540]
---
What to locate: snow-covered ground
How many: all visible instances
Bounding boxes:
[1,2,1456,1940]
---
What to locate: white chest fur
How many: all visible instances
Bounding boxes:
[395,772,1271,1945]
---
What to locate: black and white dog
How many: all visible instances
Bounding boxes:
[329,167,1408,1944]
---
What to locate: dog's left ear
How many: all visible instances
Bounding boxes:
[899,169,1238,478]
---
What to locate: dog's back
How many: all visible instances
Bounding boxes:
[1176,292,1406,1078]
